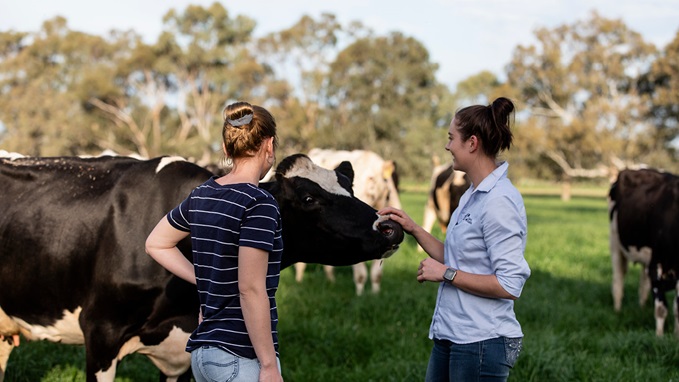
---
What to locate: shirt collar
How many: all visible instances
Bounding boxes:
[471,161,508,193]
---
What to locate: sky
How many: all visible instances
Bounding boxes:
[2,0,679,89]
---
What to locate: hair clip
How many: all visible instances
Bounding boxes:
[226,114,253,127]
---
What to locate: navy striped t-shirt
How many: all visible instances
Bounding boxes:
[167,177,283,359]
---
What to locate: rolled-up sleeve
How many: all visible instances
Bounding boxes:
[482,194,530,298]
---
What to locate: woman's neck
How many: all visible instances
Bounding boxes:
[216,158,262,186]
[467,156,498,189]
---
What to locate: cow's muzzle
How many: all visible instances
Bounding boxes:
[372,215,404,257]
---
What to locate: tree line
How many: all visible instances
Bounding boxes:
[1,3,678,182]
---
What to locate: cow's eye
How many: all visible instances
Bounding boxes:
[303,195,315,204]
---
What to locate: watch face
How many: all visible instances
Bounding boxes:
[444,268,456,281]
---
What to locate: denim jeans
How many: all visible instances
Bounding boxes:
[190,345,281,382]
[425,337,522,382]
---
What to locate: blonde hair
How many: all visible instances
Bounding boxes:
[222,101,278,160]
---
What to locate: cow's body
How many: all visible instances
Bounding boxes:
[420,162,470,251]
[0,153,403,381]
[295,149,402,295]
[609,168,679,337]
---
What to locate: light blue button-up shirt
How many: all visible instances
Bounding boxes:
[429,161,530,344]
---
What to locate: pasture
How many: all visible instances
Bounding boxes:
[5,183,679,381]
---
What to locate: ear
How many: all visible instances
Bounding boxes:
[335,161,354,184]
[469,135,478,152]
[222,142,228,156]
[267,137,275,156]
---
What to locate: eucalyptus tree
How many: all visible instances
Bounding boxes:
[321,32,452,178]
[643,29,679,164]
[0,17,113,156]
[84,2,270,162]
[505,11,658,185]
[255,13,370,156]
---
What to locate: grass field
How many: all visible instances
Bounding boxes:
[5,185,679,381]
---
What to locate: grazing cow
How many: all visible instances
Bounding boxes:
[295,148,402,295]
[609,168,679,337]
[420,162,470,251]
[0,153,403,382]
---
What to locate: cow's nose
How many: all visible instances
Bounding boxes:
[377,219,404,246]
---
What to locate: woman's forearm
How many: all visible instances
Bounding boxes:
[240,291,278,367]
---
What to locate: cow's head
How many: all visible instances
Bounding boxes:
[262,154,404,269]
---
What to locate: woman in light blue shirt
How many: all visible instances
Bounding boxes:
[380,97,530,381]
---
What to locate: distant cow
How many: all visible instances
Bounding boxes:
[421,162,470,246]
[295,149,402,296]
[0,153,403,381]
[609,168,679,337]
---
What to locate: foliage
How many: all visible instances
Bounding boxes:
[321,32,452,177]
[5,187,679,381]
[644,29,679,154]
[505,11,668,179]
[2,6,679,180]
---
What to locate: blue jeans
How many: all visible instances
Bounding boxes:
[190,346,281,382]
[425,337,522,382]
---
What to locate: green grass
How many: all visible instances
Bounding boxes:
[5,187,679,381]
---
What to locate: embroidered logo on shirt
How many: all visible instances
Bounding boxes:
[461,213,472,224]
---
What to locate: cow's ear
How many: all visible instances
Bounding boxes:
[335,161,354,183]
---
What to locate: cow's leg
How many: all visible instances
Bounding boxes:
[0,336,17,382]
[82,318,120,382]
[419,202,437,252]
[674,281,679,339]
[92,359,117,382]
[638,265,651,307]
[323,265,335,283]
[654,297,668,337]
[610,217,627,311]
[649,264,667,337]
[0,307,21,382]
[369,261,383,294]
[352,262,368,296]
[294,263,306,282]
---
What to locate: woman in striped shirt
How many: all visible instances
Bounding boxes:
[146,101,284,382]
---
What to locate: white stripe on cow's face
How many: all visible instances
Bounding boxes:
[156,156,187,174]
[11,307,84,344]
[284,157,350,197]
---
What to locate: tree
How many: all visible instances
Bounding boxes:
[0,18,114,156]
[505,11,659,190]
[255,13,369,156]
[83,2,270,162]
[321,32,452,178]
[643,28,679,163]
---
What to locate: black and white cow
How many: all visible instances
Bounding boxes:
[0,153,404,381]
[420,162,470,248]
[295,149,402,295]
[609,168,679,337]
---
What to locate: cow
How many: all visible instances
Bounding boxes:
[0,153,404,382]
[609,168,679,338]
[294,148,402,296]
[419,161,470,252]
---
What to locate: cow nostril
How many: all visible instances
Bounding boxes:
[380,227,394,236]
[378,220,405,243]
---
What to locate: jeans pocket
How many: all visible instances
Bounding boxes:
[200,347,239,382]
[504,337,523,368]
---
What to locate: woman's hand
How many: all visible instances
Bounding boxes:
[417,257,447,283]
[377,207,417,234]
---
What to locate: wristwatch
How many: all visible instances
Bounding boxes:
[443,267,457,284]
